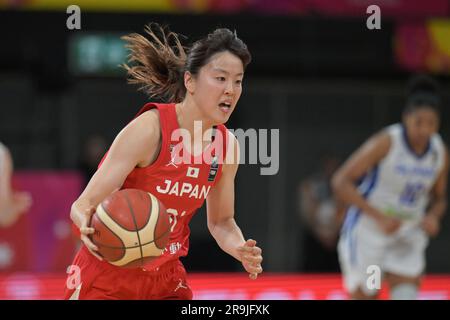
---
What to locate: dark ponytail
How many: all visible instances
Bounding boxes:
[404,74,441,115]
[122,23,187,103]
[122,23,251,103]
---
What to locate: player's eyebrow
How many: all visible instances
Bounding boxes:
[212,68,244,76]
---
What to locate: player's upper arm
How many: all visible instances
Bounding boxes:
[78,110,161,206]
[431,147,449,199]
[206,131,239,228]
[332,130,391,186]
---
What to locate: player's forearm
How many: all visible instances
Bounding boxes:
[70,197,96,229]
[208,217,246,261]
[332,176,380,220]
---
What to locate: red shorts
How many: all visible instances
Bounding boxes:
[63,246,193,300]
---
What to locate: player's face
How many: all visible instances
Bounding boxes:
[403,107,440,148]
[191,51,244,125]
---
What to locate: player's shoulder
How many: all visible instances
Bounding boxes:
[432,134,449,169]
[224,128,240,155]
[379,123,401,142]
[431,131,447,153]
[0,141,9,158]
[367,125,393,150]
[112,108,162,164]
[126,108,161,141]
[134,107,161,127]
[384,123,402,135]
[220,129,239,172]
[223,127,237,143]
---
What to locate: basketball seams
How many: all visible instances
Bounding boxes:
[152,227,171,250]
[92,189,171,267]
[92,196,169,250]
[137,193,158,245]
[85,228,171,250]
[102,193,141,232]
[153,196,162,249]
[153,200,171,250]
[95,204,138,242]
[91,204,126,261]
[124,192,145,267]
[142,191,152,227]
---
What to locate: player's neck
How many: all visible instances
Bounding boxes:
[175,100,215,140]
[410,142,428,156]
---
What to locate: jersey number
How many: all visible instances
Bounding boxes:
[399,183,425,206]
[166,208,186,232]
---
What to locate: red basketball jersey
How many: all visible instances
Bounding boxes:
[101,103,228,270]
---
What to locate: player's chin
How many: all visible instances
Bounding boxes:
[220,105,236,118]
[211,109,233,125]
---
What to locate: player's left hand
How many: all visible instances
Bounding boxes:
[421,214,440,237]
[237,239,263,280]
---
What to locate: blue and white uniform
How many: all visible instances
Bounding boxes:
[338,124,446,295]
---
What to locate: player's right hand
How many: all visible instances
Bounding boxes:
[237,239,263,280]
[78,207,103,261]
[374,213,402,234]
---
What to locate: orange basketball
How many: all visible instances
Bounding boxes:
[89,189,171,268]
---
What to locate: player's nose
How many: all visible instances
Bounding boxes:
[224,80,234,96]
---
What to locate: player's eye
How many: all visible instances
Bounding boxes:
[216,77,226,81]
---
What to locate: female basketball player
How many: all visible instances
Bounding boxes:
[0,142,32,227]
[332,75,448,300]
[64,24,263,300]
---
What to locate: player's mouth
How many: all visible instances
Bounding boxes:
[218,102,232,113]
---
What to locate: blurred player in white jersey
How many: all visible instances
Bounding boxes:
[332,75,449,300]
[0,142,32,227]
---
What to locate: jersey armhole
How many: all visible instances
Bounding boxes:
[433,136,447,175]
[96,103,169,171]
[377,128,394,165]
[131,103,169,172]
[212,125,230,186]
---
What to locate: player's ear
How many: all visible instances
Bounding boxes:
[184,71,196,94]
